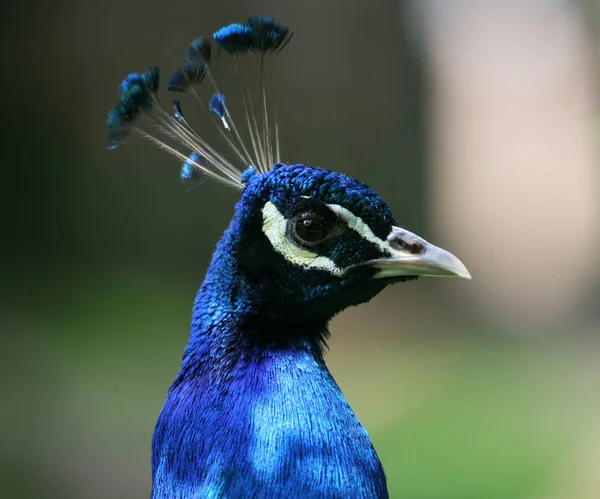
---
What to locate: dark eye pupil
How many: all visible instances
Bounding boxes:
[295,217,328,243]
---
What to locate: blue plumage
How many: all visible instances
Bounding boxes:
[172,100,184,122]
[186,37,212,65]
[152,165,391,498]
[119,72,143,95]
[106,16,471,498]
[166,63,207,92]
[180,152,205,183]
[143,66,161,93]
[241,166,258,184]
[213,23,255,54]
[246,16,293,53]
[209,93,226,120]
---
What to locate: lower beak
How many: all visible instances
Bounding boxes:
[369,227,472,280]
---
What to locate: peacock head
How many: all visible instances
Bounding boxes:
[214,163,470,324]
[106,17,470,325]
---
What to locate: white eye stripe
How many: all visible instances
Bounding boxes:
[262,202,343,274]
[261,200,391,275]
[325,204,393,255]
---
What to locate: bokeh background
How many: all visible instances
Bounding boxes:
[2,0,600,498]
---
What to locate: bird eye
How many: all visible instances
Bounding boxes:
[291,212,331,246]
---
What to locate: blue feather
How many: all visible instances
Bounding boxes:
[119,72,143,95]
[180,151,205,183]
[142,66,160,93]
[185,37,212,64]
[247,16,293,53]
[172,99,184,122]
[166,64,207,92]
[213,23,255,54]
[241,166,258,184]
[105,16,471,498]
[151,166,392,498]
[208,93,226,119]
[106,77,158,149]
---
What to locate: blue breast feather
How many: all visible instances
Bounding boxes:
[151,165,389,498]
[107,15,471,494]
[152,346,387,498]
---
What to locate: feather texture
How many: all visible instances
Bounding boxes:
[106,17,471,499]
[152,165,392,498]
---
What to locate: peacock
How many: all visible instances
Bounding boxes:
[106,17,471,499]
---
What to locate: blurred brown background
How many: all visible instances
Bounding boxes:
[1,0,599,498]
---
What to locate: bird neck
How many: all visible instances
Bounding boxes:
[182,216,329,374]
[153,331,386,497]
[151,219,387,497]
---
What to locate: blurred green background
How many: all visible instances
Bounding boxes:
[2,1,600,498]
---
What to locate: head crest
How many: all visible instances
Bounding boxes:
[241,166,258,184]
[105,17,293,190]
[185,37,212,65]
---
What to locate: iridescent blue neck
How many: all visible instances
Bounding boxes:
[182,219,327,372]
[151,213,388,498]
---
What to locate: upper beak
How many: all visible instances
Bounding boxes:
[370,226,472,280]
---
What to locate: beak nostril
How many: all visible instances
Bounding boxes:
[392,238,424,255]
[409,242,423,254]
[405,242,423,254]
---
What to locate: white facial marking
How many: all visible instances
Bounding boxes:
[325,204,394,254]
[261,200,396,276]
[262,202,344,275]
[262,199,471,280]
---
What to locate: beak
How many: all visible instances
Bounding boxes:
[370,226,472,280]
